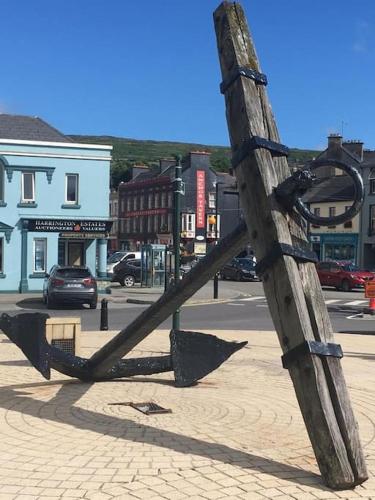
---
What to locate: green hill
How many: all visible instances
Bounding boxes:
[69,135,319,188]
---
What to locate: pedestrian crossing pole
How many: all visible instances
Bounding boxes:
[173,156,184,330]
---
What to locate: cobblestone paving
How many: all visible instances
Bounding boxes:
[0,329,374,499]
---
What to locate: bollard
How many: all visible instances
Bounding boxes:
[100,298,109,331]
[213,272,219,299]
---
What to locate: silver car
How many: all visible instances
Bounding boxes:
[43,265,98,309]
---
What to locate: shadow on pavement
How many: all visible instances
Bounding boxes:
[0,379,324,489]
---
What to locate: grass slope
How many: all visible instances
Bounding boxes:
[69,134,319,187]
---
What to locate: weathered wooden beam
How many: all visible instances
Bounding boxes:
[213,1,367,489]
[89,221,248,378]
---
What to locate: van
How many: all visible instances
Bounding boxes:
[106,251,141,276]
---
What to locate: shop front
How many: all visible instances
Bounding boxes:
[311,233,359,264]
[19,218,112,292]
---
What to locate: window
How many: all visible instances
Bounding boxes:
[21,172,35,202]
[168,192,173,207]
[369,205,375,234]
[161,192,166,207]
[133,197,137,210]
[0,237,3,273]
[65,174,79,204]
[208,192,216,209]
[127,197,132,211]
[328,207,336,229]
[33,238,47,273]
[140,195,145,210]
[344,205,352,228]
[154,192,159,208]
[0,163,4,202]
[369,169,375,194]
[207,214,220,235]
[181,213,196,233]
[148,193,153,208]
[312,207,320,228]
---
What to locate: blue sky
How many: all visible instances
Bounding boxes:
[1,0,374,150]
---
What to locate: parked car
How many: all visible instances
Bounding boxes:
[43,265,98,308]
[316,261,375,291]
[220,257,259,281]
[112,258,141,287]
[106,251,141,276]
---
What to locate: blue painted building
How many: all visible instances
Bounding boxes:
[0,114,112,292]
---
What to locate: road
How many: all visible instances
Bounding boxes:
[1,280,374,334]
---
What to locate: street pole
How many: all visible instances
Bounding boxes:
[172,157,183,330]
[213,181,220,299]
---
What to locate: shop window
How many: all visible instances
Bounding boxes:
[33,238,47,273]
[369,169,375,194]
[21,172,35,202]
[65,174,79,204]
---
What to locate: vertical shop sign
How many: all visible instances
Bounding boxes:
[196,170,206,228]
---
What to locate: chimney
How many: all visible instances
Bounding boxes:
[189,151,211,169]
[327,133,342,150]
[159,158,177,173]
[342,140,364,161]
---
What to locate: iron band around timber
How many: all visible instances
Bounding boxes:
[220,65,267,93]
[281,340,344,370]
[231,136,289,169]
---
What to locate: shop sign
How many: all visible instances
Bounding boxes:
[194,242,206,255]
[59,233,105,239]
[196,170,205,228]
[126,208,167,217]
[28,219,112,233]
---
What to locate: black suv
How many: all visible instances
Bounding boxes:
[43,265,98,309]
[220,258,259,281]
[112,258,141,287]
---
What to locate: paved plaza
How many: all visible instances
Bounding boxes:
[0,327,374,499]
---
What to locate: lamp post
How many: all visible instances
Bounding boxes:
[213,181,223,299]
[172,156,184,330]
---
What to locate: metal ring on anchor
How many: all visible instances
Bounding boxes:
[293,159,364,227]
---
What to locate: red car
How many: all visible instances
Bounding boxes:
[316,261,375,292]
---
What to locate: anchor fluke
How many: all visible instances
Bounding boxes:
[170,329,247,387]
[0,313,51,379]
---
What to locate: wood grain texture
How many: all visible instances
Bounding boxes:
[213,1,367,488]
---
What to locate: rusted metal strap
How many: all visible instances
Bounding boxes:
[231,136,289,169]
[220,66,267,94]
[255,242,318,277]
[282,340,343,369]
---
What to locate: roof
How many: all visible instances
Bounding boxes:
[0,114,69,142]
[303,175,354,203]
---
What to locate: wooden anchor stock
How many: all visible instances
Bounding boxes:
[213,1,367,489]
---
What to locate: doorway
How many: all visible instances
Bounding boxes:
[68,242,85,266]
